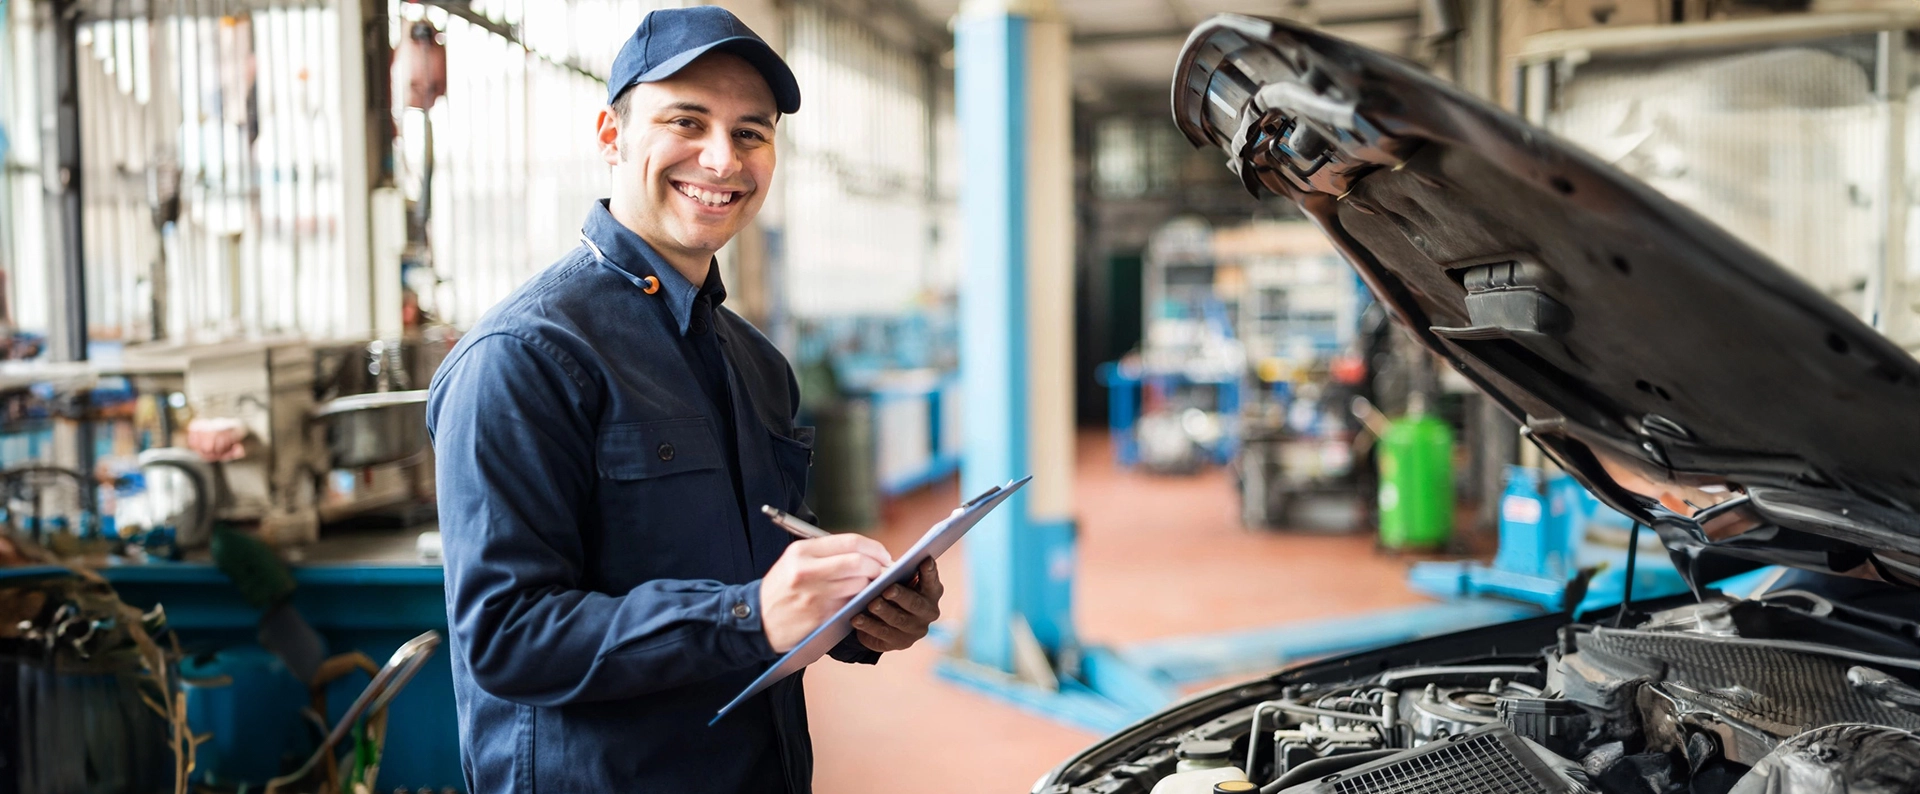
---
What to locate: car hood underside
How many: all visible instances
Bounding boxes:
[1171,14,1920,592]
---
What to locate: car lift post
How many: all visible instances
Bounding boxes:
[940,0,1122,725]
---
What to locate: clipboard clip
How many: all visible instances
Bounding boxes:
[961,484,1005,509]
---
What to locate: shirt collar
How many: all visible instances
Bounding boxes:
[582,199,727,336]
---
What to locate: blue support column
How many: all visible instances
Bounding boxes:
[956,3,1033,674]
[941,0,1084,721]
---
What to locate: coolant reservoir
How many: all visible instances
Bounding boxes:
[1148,767,1249,794]
[1174,739,1234,773]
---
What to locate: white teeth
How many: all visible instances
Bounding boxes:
[676,183,737,208]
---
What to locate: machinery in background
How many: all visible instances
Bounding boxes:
[0,335,447,557]
[136,339,329,545]
[0,334,463,792]
[1102,218,1451,542]
[162,336,442,545]
[1102,218,1245,474]
[1213,221,1373,529]
[0,365,196,557]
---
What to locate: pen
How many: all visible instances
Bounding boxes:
[761,505,831,539]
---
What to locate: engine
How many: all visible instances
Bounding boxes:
[1061,593,1920,794]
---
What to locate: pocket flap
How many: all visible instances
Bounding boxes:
[597,418,723,480]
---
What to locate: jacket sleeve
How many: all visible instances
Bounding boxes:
[782,361,885,667]
[826,605,881,664]
[428,332,778,707]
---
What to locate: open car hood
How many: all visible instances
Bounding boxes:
[1173,15,1920,591]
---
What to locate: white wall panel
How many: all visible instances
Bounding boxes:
[782,2,948,318]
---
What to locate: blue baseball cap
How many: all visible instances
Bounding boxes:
[607,6,800,114]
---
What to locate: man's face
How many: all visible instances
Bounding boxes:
[597,52,777,265]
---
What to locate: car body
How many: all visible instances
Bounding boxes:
[1034,15,1920,794]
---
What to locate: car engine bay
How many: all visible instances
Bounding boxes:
[1042,584,1920,794]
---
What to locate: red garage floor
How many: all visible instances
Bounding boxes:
[807,431,1434,793]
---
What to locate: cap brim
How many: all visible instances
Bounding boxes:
[621,36,800,114]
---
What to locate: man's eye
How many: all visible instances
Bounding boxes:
[735,130,766,142]
[671,118,699,129]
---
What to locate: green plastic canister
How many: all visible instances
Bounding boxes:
[1377,412,1453,549]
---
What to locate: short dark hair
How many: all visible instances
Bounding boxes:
[611,85,636,124]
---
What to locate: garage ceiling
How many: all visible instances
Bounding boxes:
[904,0,1426,99]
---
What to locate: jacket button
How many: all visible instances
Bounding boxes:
[731,602,752,619]
[657,442,675,461]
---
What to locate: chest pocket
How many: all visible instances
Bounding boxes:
[766,425,814,511]
[596,417,723,480]
[592,417,737,583]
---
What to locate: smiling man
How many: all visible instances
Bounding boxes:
[425,7,944,792]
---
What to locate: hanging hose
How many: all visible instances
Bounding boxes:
[1614,522,1641,628]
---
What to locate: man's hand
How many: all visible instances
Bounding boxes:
[760,534,893,653]
[851,559,942,653]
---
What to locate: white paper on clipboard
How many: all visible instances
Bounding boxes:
[710,476,1030,725]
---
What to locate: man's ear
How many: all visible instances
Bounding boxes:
[595,108,621,166]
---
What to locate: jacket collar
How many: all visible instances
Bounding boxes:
[582,199,727,336]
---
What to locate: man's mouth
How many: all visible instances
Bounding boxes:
[672,180,746,209]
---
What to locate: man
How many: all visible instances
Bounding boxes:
[426,8,944,792]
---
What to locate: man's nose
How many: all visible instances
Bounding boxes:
[697,130,741,179]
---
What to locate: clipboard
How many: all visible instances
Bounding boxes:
[711,475,1031,725]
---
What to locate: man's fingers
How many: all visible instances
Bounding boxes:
[852,614,916,648]
[879,583,938,620]
[854,628,901,653]
[789,533,892,567]
[918,559,944,600]
[864,595,918,629]
[826,574,872,600]
[839,533,893,568]
[804,553,884,583]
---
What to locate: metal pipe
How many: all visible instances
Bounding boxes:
[1245,700,1284,781]
[1874,29,1909,341]
[1380,689,1400,743]
[1277,701,1390,724]
[1377,665,1539,689]
[52,0,87,363]
[49,1,99,515]
[264,630,442,793]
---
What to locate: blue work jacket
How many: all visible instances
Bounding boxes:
[427,200,878,793]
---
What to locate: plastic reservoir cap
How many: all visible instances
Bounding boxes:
[1214,783,1257,793]
[1177,739,1234,761]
